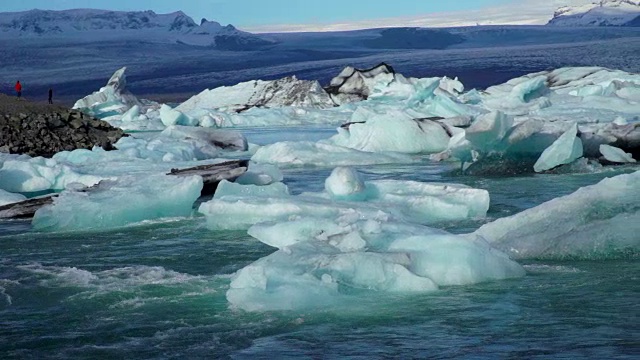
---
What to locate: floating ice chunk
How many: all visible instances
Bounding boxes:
[387,234,524,286]
[439,76,464,95]
[465,111,513,152]
[199,171,490,230]
[613,116,628,126]
[511,76,547,102]
[73,67,144,119]
[229,217,524,311]
[214,180,289,199]
[0,189,26,206]
[329,112,450,154]
[32,174,203,231]
[248,218,350,249]
[199,114,218,128]
[534,123,583,172]
[325,167,368,201]
[160,125,247,151]
[599,144,636,163]
[0,157,103,193]
[235,162,283,186]
[121,105,141,122]
[160,105,199,127]
[367,180,490,223]
[251,141,415,167]
[176,76,335,114]
[198,195,372,231]
[447,131,474,163]
[473,171,640,260]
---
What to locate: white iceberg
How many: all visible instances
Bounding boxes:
[251,141,416,167]
[73,67,146,119]
[324,167,367,201]
[159,104,199,127]
[329,111,450,154]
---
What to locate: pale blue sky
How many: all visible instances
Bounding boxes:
[1,0,512,27]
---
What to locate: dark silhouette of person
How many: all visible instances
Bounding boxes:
[48,88,53,104]
[15,81,22,99]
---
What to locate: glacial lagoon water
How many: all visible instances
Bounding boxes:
[0,127,638,359]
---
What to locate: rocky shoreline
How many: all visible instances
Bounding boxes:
[0,94,125,157]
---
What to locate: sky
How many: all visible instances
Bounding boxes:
[0,0,595,32]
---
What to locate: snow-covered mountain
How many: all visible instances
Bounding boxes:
[548,0,640,26]
[0,9,274,49]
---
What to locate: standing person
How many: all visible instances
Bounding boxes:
[15,81,22,99]
[48,88,53,104]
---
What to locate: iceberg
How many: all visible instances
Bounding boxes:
[324,167,367,201]
[198,167,489,230]
[329,111,451,154]
[159,125,248,151]
[251,141,416,167]
[176,76,335,114]
[600,144,637,163]
[159,105,199,127]
[473,171,640,260]
[326,63,396,105]
[73,67,147,119]
[534,123,583,172]
[32,174,203,231]
[0,156,104,193]
[228,215,524,311]
[465,111,514,152]
[0,189,26,206]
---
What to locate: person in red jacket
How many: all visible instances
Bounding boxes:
[15,81,22,99]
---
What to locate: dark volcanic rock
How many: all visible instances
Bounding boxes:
[325,62,396,104]
[0,94,125,157]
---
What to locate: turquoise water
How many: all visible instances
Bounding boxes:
[1,129,638,359]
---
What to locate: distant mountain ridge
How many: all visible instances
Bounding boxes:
[548,0,640,26]
[0,9,274,49]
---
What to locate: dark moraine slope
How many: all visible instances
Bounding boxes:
[0,94,124,157]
